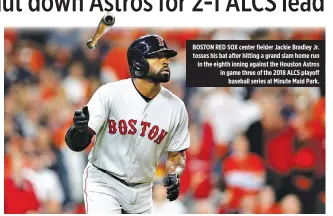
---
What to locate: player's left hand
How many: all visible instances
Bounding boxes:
[163,173,180,201]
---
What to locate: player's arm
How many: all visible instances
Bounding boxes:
[163,150,187,201]
[163,102,190,201]
[65,85,109,152]
[65,106,94,152]
[165,150,187,177]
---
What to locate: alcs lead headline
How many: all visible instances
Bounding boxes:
[1,0,324,12]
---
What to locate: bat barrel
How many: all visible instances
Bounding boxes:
[103,13,116,26]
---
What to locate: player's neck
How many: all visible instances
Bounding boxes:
[133,78,161,99]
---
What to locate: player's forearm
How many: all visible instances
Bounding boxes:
[65,125,93,152]
[165,151,186,177]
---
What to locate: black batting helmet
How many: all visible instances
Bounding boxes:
[127,34,177,78]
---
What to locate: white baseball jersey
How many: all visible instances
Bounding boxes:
[86,78,190,184]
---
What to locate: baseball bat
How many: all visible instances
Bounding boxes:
[87,13,116,49]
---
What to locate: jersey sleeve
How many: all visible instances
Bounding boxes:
[87,85,110,135]
[167,102,190,152]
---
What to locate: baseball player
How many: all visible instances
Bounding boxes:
[65,34,190,214]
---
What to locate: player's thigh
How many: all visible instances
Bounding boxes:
[83,165,122,214]
[84,189,122,214]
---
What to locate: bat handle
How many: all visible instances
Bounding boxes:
[86,39,96,49]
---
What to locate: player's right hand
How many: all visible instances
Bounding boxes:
[163,173,180,201]
[73,106,89,133]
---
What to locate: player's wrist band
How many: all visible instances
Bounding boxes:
[88,127,96,136]
[168,173,179,179]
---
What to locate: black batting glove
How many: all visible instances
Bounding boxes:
[73,106,89,133]
[163,173,180,201]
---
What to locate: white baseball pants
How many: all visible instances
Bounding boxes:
[83,162,153,214]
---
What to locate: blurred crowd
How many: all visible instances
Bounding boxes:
[4,27,325,214]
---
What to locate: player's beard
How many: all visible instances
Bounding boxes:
[146,68,170,83]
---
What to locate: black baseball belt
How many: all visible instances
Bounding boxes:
[92,164,143,187]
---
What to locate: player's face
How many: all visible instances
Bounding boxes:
[146,52,171,83]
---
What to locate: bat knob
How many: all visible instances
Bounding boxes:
[86,39,96,49]
[103,13,115,26]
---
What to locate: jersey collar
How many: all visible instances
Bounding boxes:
[128,78,164,106]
